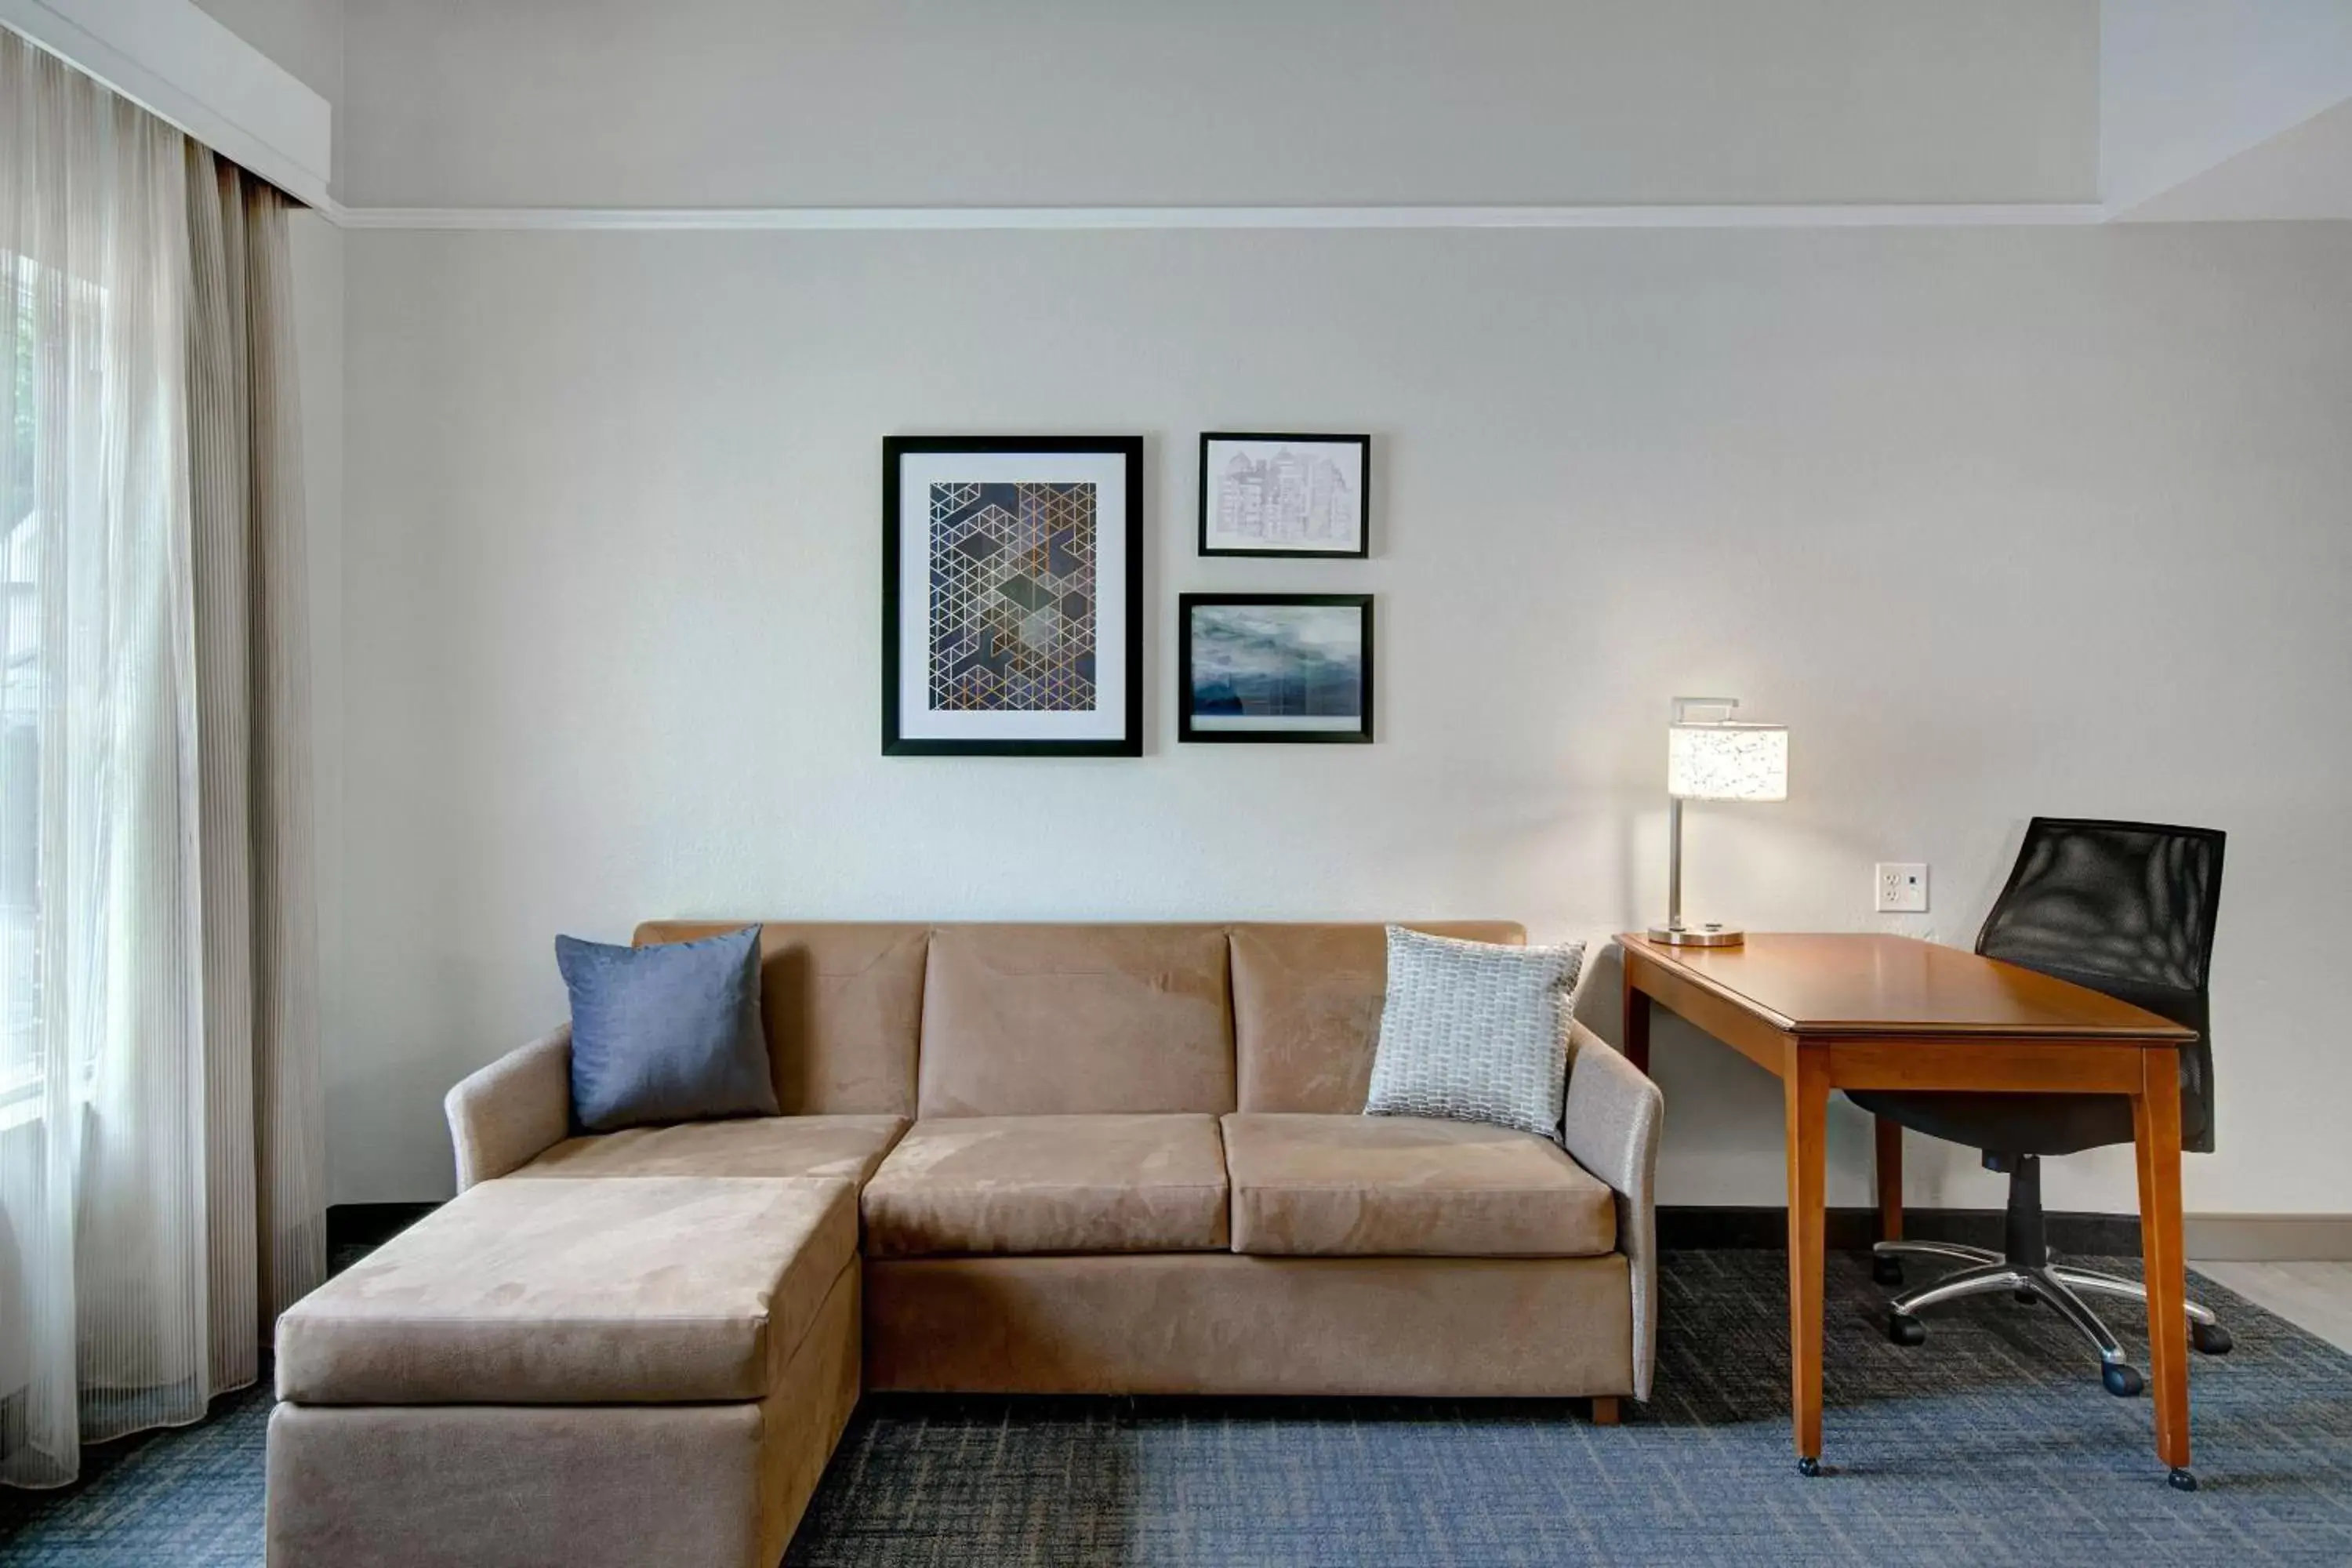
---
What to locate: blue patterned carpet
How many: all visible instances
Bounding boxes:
[5,1250,2350,1566]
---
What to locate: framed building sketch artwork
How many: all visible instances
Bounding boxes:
[1198,433,1370,557]
[883,436,1144,757]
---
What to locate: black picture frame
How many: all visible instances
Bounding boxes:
[883,435,1145,757]
[1177,593,1374,745]
[1197,432,1371,558]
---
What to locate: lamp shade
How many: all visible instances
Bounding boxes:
[1668,721,1788,801]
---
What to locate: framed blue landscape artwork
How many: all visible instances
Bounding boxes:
[1178,593,1374,744]
[883,436,1143,757]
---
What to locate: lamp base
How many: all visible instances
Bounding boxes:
[1647,922,1744,947]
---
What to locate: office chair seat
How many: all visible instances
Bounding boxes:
[1846,1088,2135,1160]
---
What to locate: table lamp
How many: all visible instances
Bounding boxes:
[1648,695,1788,947]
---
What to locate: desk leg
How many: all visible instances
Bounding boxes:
[2133,1045,2193,1486]
[1784,1038,1830,1475]
[1622,968,1651,1075]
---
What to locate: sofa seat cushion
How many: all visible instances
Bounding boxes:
[276,1177,857,1405]
[514,1113,908,1185]
[862,1115,1229,1258]
[1221,1113,1617,1258]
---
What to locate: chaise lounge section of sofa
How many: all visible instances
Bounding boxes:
[266,921,1661,1566]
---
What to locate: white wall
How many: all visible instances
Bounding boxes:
[338,0,2098,209]
[337,220,2352,1208]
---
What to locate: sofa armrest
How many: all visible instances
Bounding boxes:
[1561,1018,1664,1402]
[445,1025,574,1192]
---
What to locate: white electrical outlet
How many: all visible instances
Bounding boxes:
[1876,862,1929,914]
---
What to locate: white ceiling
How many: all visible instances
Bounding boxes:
[332,0,2103,212]
[2101,0,2352,221]
[42,0,2352,220]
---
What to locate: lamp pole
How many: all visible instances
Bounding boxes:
[1665,794,1684,933]
[1650,695,1753,949]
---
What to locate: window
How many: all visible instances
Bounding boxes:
[1,256,42,1124]
[0,252,103,1129]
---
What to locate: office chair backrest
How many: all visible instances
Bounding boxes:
[1976,818,2224,1151]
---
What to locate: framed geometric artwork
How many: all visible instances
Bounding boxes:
[1198,432,1370,557]
[1177,593,1374,745]
[882,435,1144,757]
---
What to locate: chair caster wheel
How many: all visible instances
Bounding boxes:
[2103,1362,2144,1398]
[2168,1468,2198,1493]
[2014,1288,2039,1305]
[1871,1255,1904,1287]
[2191,1322,2234,1356]
[1886,1311,1926,1347]
[1797,1457,1821,1478]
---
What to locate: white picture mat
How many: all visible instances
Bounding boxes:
[1203,437,1364,552]
[1190,713,1360,731]
[895,449,1129,740]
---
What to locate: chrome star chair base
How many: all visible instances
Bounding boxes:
[1872,1153,2231,1399]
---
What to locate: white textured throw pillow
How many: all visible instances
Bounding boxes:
[1364,926,1585,1139]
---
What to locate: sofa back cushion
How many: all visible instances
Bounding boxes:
[634,921,930,1116]
[1229,922,1526,1113]
[918,924,1234,1116]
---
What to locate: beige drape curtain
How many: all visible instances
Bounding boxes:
[183,140,328,1402]
[0,27,325,1489]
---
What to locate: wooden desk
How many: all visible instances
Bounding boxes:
[1618,932,2201,1482]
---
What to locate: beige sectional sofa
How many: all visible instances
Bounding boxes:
[266,922,1661,1568]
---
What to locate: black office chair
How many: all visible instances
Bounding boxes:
[1849,818,2232,1400]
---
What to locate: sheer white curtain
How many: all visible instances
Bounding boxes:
[0,28,324,1489]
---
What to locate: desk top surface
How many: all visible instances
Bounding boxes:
[1618,932,2196,1041]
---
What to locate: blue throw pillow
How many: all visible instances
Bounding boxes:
[555,925,780,1132]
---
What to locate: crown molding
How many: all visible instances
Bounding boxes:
[325,201,2112,234]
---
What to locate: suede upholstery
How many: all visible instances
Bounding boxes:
[276,1177,856,1405]
[1221,1112,1616,1257]
[865,1252,1632,1396]
[304,918,1661,1568]
[862,1114,1229,1257]
[1562,976,1666,1401]
[517,1113,908,1185]
[266,1262,861,1568]
[429,922,1657,1404]
[1229,922,1525,1112]
[637,921,930,1116]
[917,924,1234,1116]
[444,1025,572,1191]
